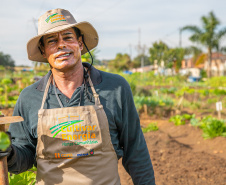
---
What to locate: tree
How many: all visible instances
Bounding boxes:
[170,48,187,70]
[186,46,203,62]
[132,54,151,68]
[149,41,170,64]
[108,53,131,71]
[149,41,188,69]
[0,52,15,67]
[182,11,226,77]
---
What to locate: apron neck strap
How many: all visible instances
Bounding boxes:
[40,72,102,110]
[53,77,64,108]
[40,74,53,110]
[87,76,101,106]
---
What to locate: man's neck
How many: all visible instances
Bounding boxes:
[51,62,84,99]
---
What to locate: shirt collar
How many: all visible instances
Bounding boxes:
[36,62,102,92]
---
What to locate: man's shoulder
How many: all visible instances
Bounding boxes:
[19,80,42,100]
[99,70,130,87]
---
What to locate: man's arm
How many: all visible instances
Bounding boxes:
[119,81,155,185]
[8,97,36,174]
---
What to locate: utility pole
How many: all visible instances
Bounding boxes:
[138,28,145,72]
[30,18,38,74]
[32,18,38,34]
[179,28,182,48]
[129,44,132,61]
[138,28,141,52]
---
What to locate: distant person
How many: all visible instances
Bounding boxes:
[0,8,155,184]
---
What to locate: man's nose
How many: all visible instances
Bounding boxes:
[57,37,66,49]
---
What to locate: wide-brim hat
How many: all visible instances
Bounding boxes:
[27,8,99,63]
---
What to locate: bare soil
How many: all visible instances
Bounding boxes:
[1,108,226,185]
[118,115,226,185]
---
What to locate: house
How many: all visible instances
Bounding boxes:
[181,52,226,76]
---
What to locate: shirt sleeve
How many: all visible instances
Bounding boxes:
[119,81,156,185]
[8,96,36,174]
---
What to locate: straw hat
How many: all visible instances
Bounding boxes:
[27,8,99,63]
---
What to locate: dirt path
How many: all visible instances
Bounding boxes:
[118,116,226,185]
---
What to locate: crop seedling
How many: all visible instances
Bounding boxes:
[142,123,159,133]
[199,116,226,139]
[190,117,201,127]
[169,114,195,126]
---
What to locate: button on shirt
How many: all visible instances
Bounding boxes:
[8,63,155,185]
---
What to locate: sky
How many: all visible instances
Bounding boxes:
[1,0,226,66]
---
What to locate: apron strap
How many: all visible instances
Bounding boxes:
[53,77,64,108]
[40,74,53,110]
[78,83,84,107]
[88,76,101,107]
[40,72,102,109]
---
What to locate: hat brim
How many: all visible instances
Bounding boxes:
[27,21,99,63]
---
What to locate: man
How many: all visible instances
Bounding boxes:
[4,8,155,184]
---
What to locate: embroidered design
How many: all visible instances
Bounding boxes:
[50,115,98,144]
[62,140,98,146]
[89,149,94,156]
[50,119,84,138]
[77,150,95,157]
[55,153,73,159]
[45,13,66,24]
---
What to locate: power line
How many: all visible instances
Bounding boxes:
[86,0,127,21]
[71,0,88,13]
[35,0,46,17]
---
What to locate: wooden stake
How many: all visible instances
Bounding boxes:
[144,104,148,115]
[217,111,221,120]
[0,115,9,185]
[0,115,24,185]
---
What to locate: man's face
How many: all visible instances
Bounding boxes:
[41,28,83,71]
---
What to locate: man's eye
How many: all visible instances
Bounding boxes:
[65,37,73,40]
[48,39,57,43]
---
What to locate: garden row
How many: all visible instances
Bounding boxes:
[142,114,226,140]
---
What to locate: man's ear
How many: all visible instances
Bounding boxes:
[38,44,46,58]
[78,36,83,51]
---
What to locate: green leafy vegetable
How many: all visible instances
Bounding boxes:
[8,166,37,185]
[190,117,200,127]
[199,116,226,139]
[169,115,186,126]
[142,123,159,133]
[0,132,10,151]
[169,114,195,126]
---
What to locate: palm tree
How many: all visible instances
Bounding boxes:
[182,11,226,77]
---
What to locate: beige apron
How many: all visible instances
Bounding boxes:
[36,74,121,185]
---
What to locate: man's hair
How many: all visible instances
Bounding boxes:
[39,27,82,47]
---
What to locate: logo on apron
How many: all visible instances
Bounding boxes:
[49,115,98,145]
[77,149,95,157]
[54,153,73,159]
